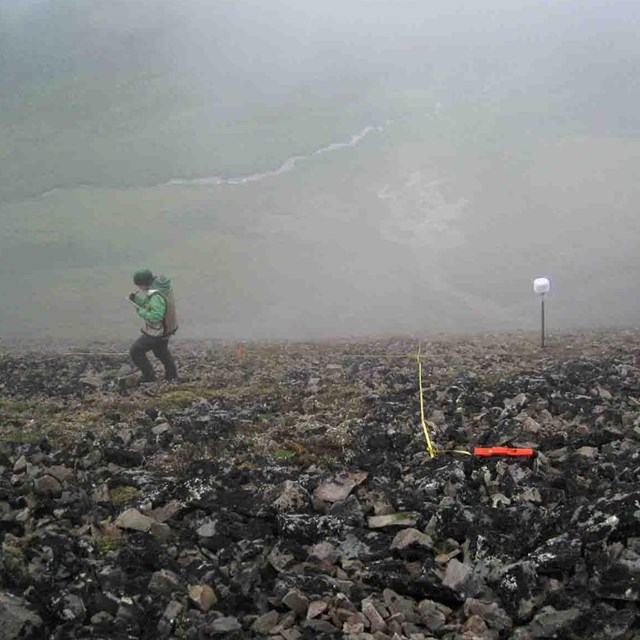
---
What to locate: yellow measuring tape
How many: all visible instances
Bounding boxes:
[416,343,471,458]
[416,344,436,458]
[234,342,472,458]
[239,343,526,459]
[311,343,472,458]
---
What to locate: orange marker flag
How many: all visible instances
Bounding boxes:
[473,447,534,457]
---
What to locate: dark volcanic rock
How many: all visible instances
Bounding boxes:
[2,333,640,638]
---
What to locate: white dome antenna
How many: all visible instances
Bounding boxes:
[533,277,550,347]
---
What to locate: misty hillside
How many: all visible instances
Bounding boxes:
[1,0,640,341]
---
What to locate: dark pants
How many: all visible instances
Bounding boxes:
[130,333,178,382]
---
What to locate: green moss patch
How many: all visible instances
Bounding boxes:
[108,485,140,505]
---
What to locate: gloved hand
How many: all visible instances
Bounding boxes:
[128,292,137,302]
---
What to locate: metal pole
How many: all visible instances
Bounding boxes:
[541,296,546,348]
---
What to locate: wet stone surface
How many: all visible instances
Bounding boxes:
[0,331,640,638]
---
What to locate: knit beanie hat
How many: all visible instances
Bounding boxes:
[133,268,154,286]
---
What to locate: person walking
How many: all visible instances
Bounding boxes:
[128,268,179,383]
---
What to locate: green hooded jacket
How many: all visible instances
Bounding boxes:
[132,275,178,337]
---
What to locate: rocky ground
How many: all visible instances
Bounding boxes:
[1,330,640,640]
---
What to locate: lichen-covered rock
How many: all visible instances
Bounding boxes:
[526,606,582,638]
[273,480,311,513]
[0,592,43,639]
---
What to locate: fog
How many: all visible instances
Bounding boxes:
[1,0,639,341]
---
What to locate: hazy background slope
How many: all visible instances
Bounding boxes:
[1,0,639,340]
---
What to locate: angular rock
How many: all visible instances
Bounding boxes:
[283,588,310,617]
[343,616,365,634]
[47,465,75,483]
[368,512,419,529]
[576,446,598,459]
[273,480,311,513]
[519,487,542,503]
[148,569,182,594]
[464,598,512,632]
[114,508,155,532]
[442,558,484,599]
[269,611,297,636]
[80,372,105,388]
[417,599,447,631]
[163,600,183,622]
[188,584,217,612]
[103,447,145,468]
[383,589,418,622]
[146,499,183,523]
[313,472,367,503]
[58,594,86,622]
[302,619,339,634]
[334,593,357,613]
[365,491,394,516]
[496,561,540,621]
[33,474,63,497]
[390,528,433,557]
[251,610,279,634]
[91,611,114,625]
[267,542,296,571]
[196,520,217,537]
[505,393,528,410]
[463,613,494,639]
[328,494,366,525]
[308,541,339,564]
[151,422,171,435]
[527,606,581,638]
[305,601,328,622]
[13,456,28,474]
[522,417,541,433]
[578,512,619,546]
[150,521,173,543]
[589,556,640,600]
[362,599,387,632]
[207,616,241,634]
[0,592,43,639]
[528,534,582,574]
